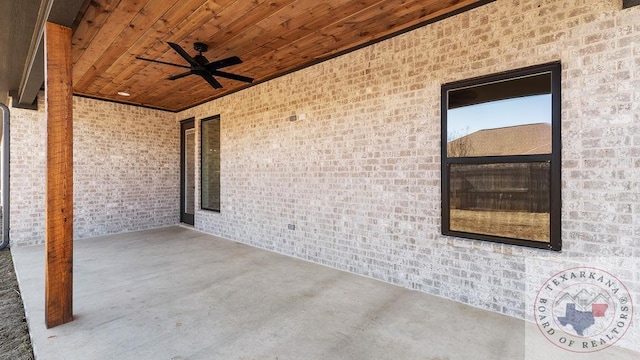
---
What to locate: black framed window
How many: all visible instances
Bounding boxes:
[201,115,221,212]
[441,62,561,251]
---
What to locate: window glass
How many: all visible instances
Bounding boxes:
[441,63,561,250]
[201,116,221,211]
[447,73,552,157]
[449,162,550,242]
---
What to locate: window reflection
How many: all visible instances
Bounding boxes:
[447,73,552,158]
[448,162,551,242]
[441,63,561,250]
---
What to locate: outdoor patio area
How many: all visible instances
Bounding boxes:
[11,226,638,359]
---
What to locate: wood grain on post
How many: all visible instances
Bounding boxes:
[44,21,74,329]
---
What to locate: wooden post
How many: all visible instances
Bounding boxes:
[44,21,73,328]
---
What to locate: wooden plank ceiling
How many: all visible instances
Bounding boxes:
[71,0,488,112]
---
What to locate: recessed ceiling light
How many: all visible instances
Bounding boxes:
[117,91,130,97]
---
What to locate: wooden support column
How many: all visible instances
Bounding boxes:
[44,21,73,328]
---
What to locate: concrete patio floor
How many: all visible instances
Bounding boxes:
[12,226,639,360]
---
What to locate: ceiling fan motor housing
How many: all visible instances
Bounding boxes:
[194,55,209,66]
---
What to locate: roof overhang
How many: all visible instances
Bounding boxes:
[0,0,84,109]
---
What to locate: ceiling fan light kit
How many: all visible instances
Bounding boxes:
[136,42,254,90]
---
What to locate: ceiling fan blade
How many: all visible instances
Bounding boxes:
[167,71,193,81]
[196,71,223,89]
[205,56,242,70]
[167,42,200,68]
[136,56,190,69]
[210,70,253,84]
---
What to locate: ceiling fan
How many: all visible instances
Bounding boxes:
[136,42,253,89]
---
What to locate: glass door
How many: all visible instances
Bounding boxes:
[180,119,195,225]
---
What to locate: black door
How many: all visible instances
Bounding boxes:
[180,118,195,225]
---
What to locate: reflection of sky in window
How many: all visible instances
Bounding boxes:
[447,94,552,141]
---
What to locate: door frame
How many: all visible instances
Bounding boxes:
[180,118,195,225]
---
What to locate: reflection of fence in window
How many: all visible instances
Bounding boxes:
[450,162,549,213]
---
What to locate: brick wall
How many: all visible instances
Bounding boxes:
[9,97,45,245]
[178,0,640,351]
[9,95,179,245]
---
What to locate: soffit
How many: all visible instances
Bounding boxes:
[19,0,498,112]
